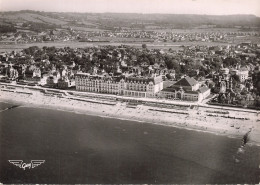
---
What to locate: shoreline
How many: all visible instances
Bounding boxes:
[0,98,241,140]
[0,89,260,146]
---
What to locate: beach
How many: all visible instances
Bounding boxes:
[0,86,259,145]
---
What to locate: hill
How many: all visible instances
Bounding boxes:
[0,10,259,32]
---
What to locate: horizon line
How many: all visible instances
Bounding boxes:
[0,9,259,17]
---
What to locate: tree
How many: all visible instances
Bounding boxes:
[189,70,198,77]
[256,81,260,95]
[166,74,172,79]
[211,57,223,71]
[164,56,180,73]
[232,74,240,83]
[223,57,239,67]
[0,25,16,33]
[142,44,147,49]
[240,88,248,95]
[24,46,40,55]
[199,70,205,77]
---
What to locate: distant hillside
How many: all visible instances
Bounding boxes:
[95,13,260,29]
[0,10,260,31]
[0,11,68,25]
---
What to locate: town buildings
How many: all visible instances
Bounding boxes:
[0,41,259,105]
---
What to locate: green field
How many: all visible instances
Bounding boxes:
[1,12,68,25]
[0,40,237,52]
[145,28,242,33]
[1,34,259,53]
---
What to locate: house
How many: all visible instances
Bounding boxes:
[7,66,19,80]
[57,77,75,89]
[230,67,249,82]
[46,75,59,87]
[33,68,41,77]
[40,73,49,86]
[121,60,127,68]
[46,71,61,87]
[238,68,249,82]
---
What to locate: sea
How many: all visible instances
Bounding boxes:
[0,102,259,184]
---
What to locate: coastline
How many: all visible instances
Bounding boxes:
[0,88,260,146]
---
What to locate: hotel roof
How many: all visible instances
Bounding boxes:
[125,75,163,85]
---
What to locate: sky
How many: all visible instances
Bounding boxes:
[0,0,260,16]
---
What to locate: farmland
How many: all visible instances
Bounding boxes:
[0,40,239,52]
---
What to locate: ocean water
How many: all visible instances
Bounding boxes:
[0,102,259,183]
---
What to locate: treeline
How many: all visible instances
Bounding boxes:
[28,22,60,32]
[0,25,16,33]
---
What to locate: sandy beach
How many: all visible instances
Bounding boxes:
[0,87,259,145]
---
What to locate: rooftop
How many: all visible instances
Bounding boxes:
[198,86,210,93]
[173,77,198,87]
[125,75,163,85]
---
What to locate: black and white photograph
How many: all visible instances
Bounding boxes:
[0,0,260,184]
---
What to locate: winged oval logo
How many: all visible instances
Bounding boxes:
[9,160,45,170]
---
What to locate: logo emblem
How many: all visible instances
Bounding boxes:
[9,160,45,170]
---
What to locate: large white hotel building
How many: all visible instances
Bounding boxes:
[75,73,164,98]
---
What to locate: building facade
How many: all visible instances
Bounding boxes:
[57,77,75,89]
[159,77,211,102]
[75,73,163,98]
[119,75,163,98]
[230,68,249,82]
[75,73,121,95]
